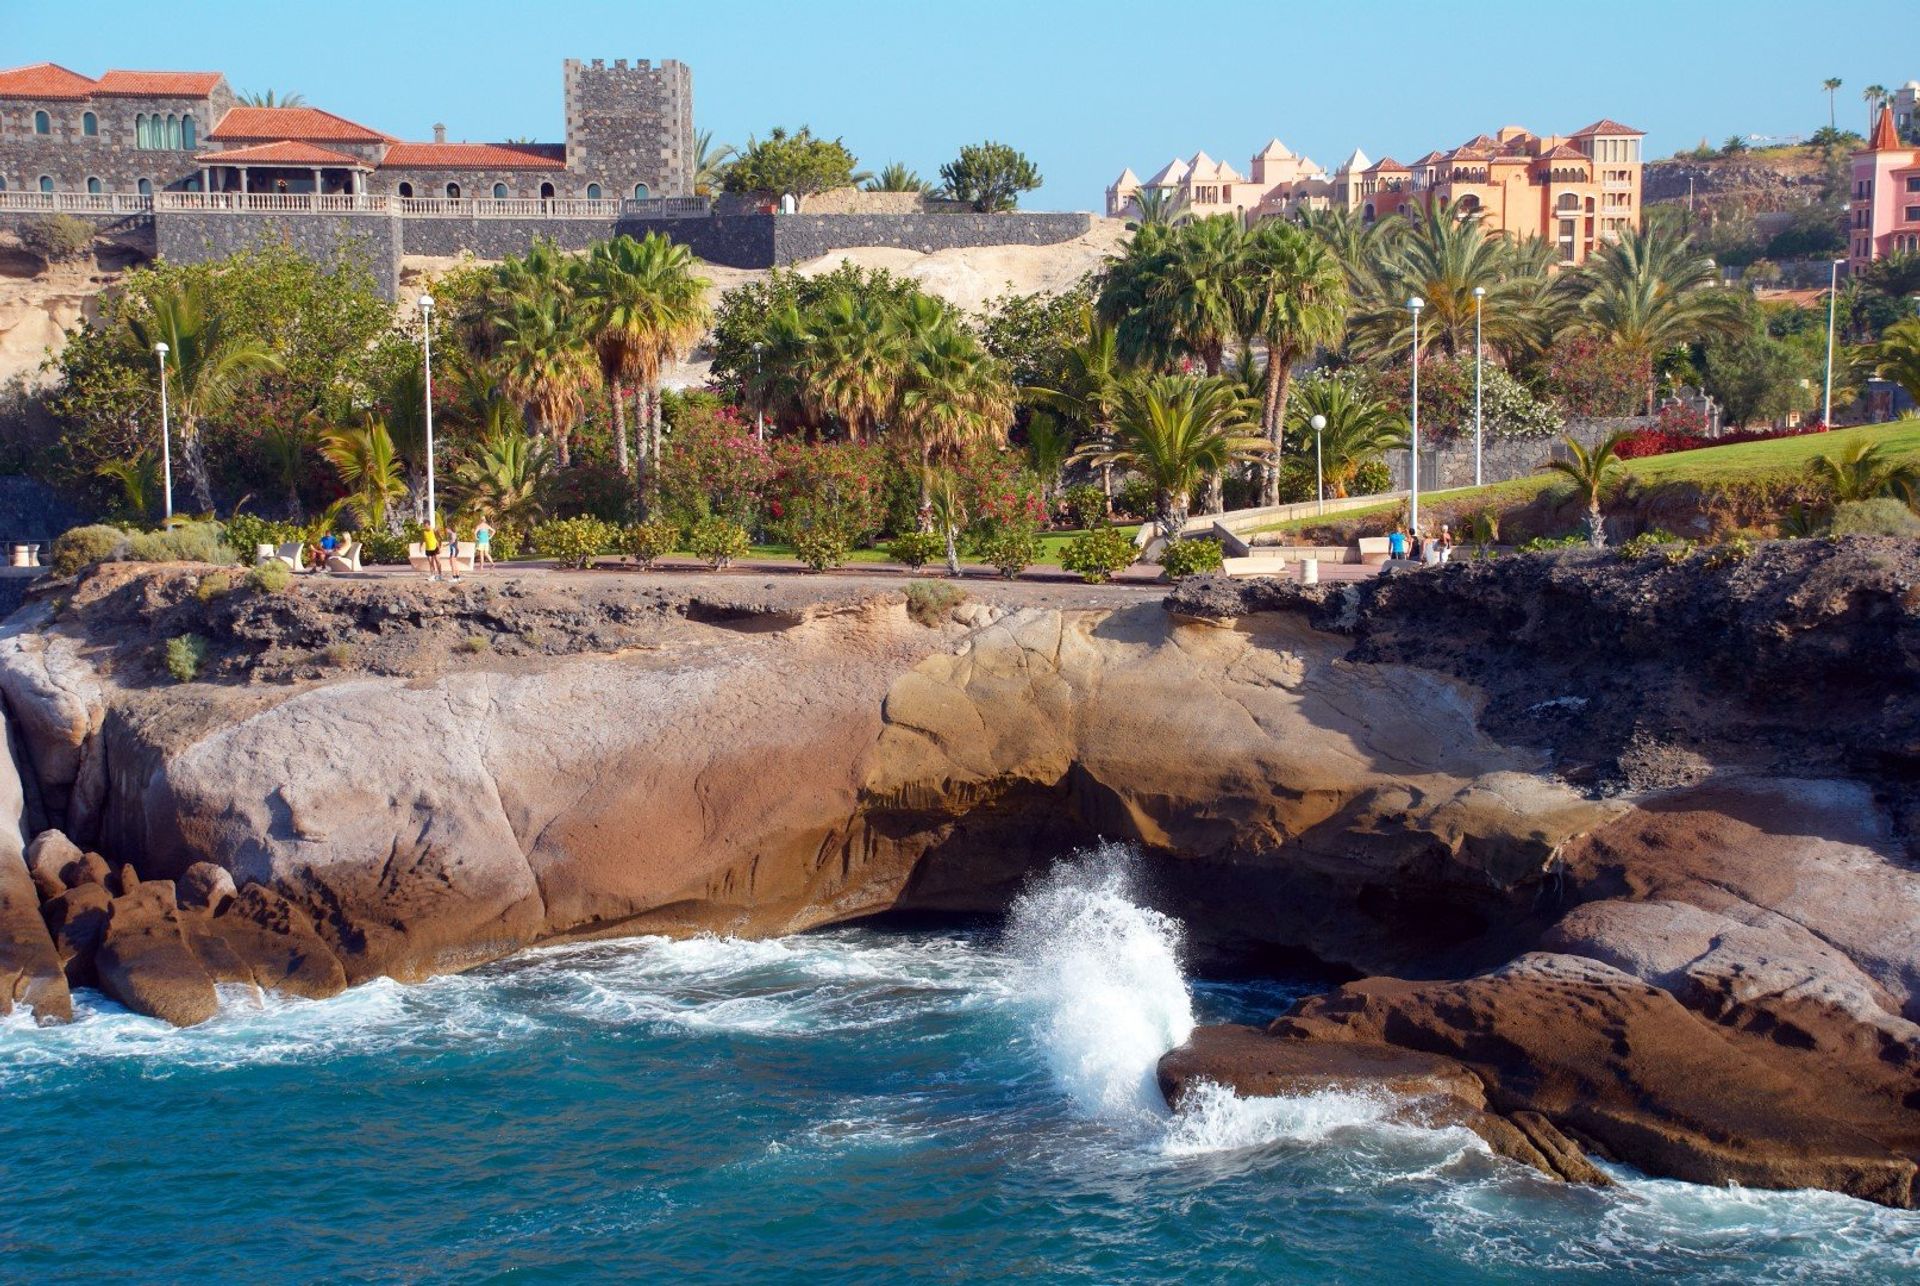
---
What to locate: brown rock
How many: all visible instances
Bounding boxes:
[114,863,140,895]
[198,885,346,1000]
[176,862,236,915]
[1273,953,1920,1208]
[1,844,72,1023]
[94,881,218,1027]
[67,851,111,890]
[40,881,111,987]
[24,829,82,901]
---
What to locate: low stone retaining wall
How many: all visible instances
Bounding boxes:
[1388,416,1652,491]
[154,210,403,297]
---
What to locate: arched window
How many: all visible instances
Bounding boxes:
[539,181,555,200]
[632,182,649,200]
[397,181,414,198]
[181,114,195,150]
[137,178,153,196]
[39,176,54,194]
[0,176,8,192]
[82,111,98,137]
[86,177,101,194]
[167,115,181,149]
[34,111,51,135]
[445,181,461,198]
[585,182,601,200]
[135,114,148,148]
[492,182,508,199]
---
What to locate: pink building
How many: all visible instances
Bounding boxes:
[1850,106,1920,269]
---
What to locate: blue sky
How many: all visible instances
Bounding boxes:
[9,0,1914,208]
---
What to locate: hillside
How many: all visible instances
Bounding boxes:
[1644,145,1833,207]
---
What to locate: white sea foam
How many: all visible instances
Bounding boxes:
[1005,846,1195,1122]
[1159,1079,1400,1156]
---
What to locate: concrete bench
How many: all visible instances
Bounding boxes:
[409,541,475,574]
[1356,536,1394,566]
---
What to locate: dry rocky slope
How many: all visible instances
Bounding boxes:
[0,541,1915,1208]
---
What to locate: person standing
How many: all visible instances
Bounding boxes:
[1438,524,1454,565]
[421,519,442,582]
[473,515,496,571]
[1388,526,1407,561]
[443,520,463,584]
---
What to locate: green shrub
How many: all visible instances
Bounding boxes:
[791,525,852,572]
[1350,458,1393,497]
[1519,533,1585,553]
[619,517,678,568]
[195,569,241,602]
[1060,526,1137,583]
[51,524,129,576]
[458,634,489,654]
[321,642,353,666]
[126,521,235,566]
[886,531,944,569]
[1704,532,1754,568]
[19,213,95,263]
[904,579,967,626]
[359,529,411,565]
[1159,536,1225,579]
[688,516,750,569]
[531,516,617,569]
[1616,528,1683,561]
[977,525,1040,579]
[1116,477,1157,520]
[1829,499,1920,538]
[1060,483,1109,531]
[247,560,293,594]
[221,514,297,561]
[164,633,209,683]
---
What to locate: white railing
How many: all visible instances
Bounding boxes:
[153,191,391,215]
[0,191,152,215]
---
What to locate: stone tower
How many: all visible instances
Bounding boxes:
[561,57,693,199]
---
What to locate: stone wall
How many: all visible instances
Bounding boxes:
[155,211,401,297]
[1387,416,1652,491]
[798,187,925,215]
[769,212,1093,263]
[377,169,570,201]
[0,91,224,194]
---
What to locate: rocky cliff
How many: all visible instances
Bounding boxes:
[0,543,1915,1207]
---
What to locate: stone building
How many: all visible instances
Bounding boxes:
[0,57,690,200]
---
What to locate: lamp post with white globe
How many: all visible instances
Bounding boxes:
[1472,285,1486,487]
[419,293,437,526]
[154,341,173,523]
[1408,295,1425,538]
[1311,413,1327,515]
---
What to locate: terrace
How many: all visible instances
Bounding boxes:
[0,190,712,219]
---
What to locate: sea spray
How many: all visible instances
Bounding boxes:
[1004,845,1195,1121]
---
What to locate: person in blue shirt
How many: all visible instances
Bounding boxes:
[1387,527,1407,560]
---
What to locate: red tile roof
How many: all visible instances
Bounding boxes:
[1570,118,1644,137]
[0,62,97,100]
[1363,157,1407,173]
[379,141,567,170]
[1410,150,1447,167]
[209,105,392,143]
[1868,105,1902,151]
[198,140,371,167]
[93,70,224,97]
[1541,142,1590,162]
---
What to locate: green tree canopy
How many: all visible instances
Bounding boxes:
[722,127,858,199]
[939,141,1042,213]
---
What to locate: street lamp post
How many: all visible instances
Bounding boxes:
[1823,257,1843,429]
[752,341,765,442]
[419,294,436,527]
[1311,413,1327,516]
[1408,295,1425,539]
[1472,286,1486,487]
[154,342,173,524]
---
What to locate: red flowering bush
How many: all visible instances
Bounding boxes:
[766,440,891,545]
[1538,337,1647,417]
[656,403,775,528]
[1616,420,1827,461]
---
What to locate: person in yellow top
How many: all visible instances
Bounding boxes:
[421,520,443,582]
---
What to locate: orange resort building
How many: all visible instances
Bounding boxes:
[1849,106,1920,268]
[1108,121,1645,264]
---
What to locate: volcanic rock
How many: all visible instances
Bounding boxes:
[176,861,236,915]
[0,725,70,1022]
[24,828,82,900]
[41,881,110,987]
[94,881,218,1027]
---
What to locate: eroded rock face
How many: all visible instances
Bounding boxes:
[0,718,70,1023]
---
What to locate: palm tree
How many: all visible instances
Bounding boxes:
[865,162,932,194]
[1864,251,1920,301]
[318,416,408,529]
[691,130,736,197]
[894,301,1014,517]
[1807,437,1920,508]
[926,469,968,577]
[95,453,159,525]
[1127,187,1188,228]
[378,362,431,522]
[1563,225,1746,412]
[1096,221,1181,368]
[1286,378,1405,497]
[577,234,710,481]
[257,419,311,519]
[1875,318,1920,405]
[1824,78,1843,130]
[1027,306,1125,495]
[740,301,816,435]
[1073,374,1267,534]
[1148,215,1250,377]
[495,290,599,466]
[1243,220,1349,504]
[1538,430,1632,548]
[453,421,554,524]
[1296,204,1404,299]
[804,290,906,442]
[1865,84,1891,133]
[1351,201,1545,360]
[1023,411,1073,505]
[239,89,306,108]
[124,281,283,512]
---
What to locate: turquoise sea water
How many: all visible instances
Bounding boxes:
[3,857,1916,1284]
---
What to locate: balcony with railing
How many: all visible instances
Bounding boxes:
[0,191,154,215]
[142,191,712,219]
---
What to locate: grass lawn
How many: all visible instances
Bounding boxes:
[727,526,1141,568]
[1251,421,1920,536]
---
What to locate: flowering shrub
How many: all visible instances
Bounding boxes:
[1538,337,1647,418]
[767,441,890,547]
[949,444,1046,544]
[531,516,617,569]
[656,404,774,529]
[623,517,682,568]
[1616,422,1828,461]
[886,531,943,568]
[1383,355,1563,444]
[1654,401,1711,436]
[977,525,1041,578]
[688,516,750,569]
